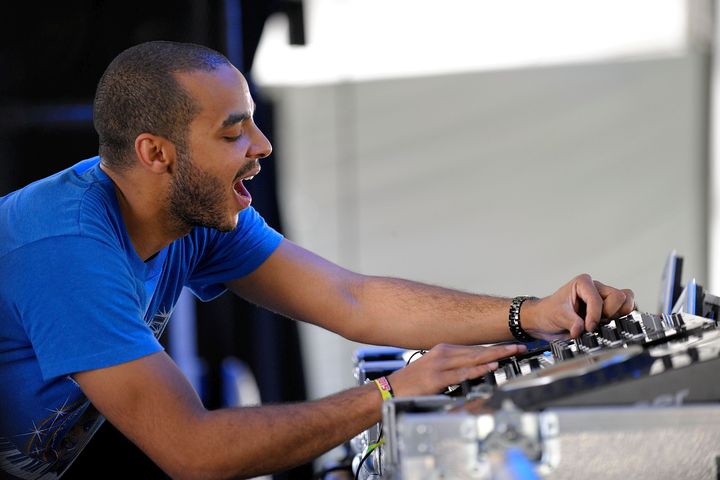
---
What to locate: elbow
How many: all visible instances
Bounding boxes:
[146,423,238,479]
[160,427,260,480]
[155,447,218,480]
[335,274,372,343]
[164,457,242,480]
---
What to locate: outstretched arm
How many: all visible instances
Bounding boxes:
[228,239,635,347]
[75,343,523,479]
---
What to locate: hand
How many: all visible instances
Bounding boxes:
[387,343,527,397]
[523,274,635,340]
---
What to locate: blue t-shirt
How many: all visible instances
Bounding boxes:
[0,156,283,479]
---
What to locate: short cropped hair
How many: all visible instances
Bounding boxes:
[93,40,231,169]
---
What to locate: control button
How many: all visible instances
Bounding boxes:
[661,355,673,369]
[528,357,541,371]
[617,317,631,333]
[580,333,599,348]
[510,358,521,375]
[627,320,643,336]
[600,325,620,341]
[671,314,685,328]
[558,347,574,361]
[688,347,700,362]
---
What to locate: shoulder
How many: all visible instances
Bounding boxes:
[0,157,124,258]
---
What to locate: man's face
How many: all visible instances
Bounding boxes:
[168,65,271,232]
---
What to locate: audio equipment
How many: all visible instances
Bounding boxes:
[347,252,720,479]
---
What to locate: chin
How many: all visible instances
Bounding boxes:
[217,213,240,233]
[197,214,238,233]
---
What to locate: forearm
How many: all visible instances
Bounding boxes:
[188,382,381,479]
[347,275,515,348]
[230,241,635,347]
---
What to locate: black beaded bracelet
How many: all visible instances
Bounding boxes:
[508,295,538,343]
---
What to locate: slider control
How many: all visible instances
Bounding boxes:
[600,325,621,342]
[580,333,599,348]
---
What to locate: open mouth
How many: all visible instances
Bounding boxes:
[232,165,260,209]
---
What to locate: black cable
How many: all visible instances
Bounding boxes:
[312,441,353,479]
[353,423,383,480]
[353,349,420,479]
[313,463,352,479]
[405,349,426,366]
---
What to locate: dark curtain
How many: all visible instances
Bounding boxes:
[1,1,312,479]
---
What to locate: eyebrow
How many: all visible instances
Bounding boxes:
[220,101,256,129]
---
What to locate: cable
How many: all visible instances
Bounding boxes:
[405,349,426,366]
[352,349,423,479]
[353,423,383,480]
[313,463,352,479]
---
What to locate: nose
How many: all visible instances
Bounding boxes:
[248,123,272,160]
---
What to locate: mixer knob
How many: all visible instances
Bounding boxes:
[528,357,541,371]
[669,314,686,328]
[627,320,643,336]
[600,325,620,341]
[510,358,521,375]
[558,346,574,361]
[580,333,599,348]
[616,317,630,333]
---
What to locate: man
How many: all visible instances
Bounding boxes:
[0,41,634,479]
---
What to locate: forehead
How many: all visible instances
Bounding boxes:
[175,65,252,129]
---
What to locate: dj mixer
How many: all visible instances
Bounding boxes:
[347,253,720,479]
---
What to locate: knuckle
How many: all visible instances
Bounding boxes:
[435,357,450,370]
[440,371,458,386]
[474,351,494,363]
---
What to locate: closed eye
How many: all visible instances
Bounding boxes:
[223,135,242,142]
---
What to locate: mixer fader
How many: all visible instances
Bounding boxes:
[478,310,720,409]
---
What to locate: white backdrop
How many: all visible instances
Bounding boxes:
[261,53,707,400]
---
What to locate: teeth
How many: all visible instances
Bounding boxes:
[245,175,255,181]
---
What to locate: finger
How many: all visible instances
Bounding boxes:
[619,288,635,315]
[474,343,527,363]
[569,316,585,338]
[423,343,483,362]
[466,344,526,368]
[434,342,527,359]
[443,362,499,386]
[430,343,527,370]
[575,274,603,332]
[595,282,636,317]
[593,280,627,318]
[459,362,500,381]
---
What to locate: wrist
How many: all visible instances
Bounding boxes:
[508,296,539,342]
[372,376,395,401]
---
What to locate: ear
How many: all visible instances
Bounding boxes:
[134,133,177,174]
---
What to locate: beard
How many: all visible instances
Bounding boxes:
[168,147,237,233]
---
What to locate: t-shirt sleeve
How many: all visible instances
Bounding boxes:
[186,207,283,301]
[6,236,162,381]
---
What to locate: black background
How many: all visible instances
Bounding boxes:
[0,1,313,478]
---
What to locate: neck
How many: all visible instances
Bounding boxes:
[100,162,188,261]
